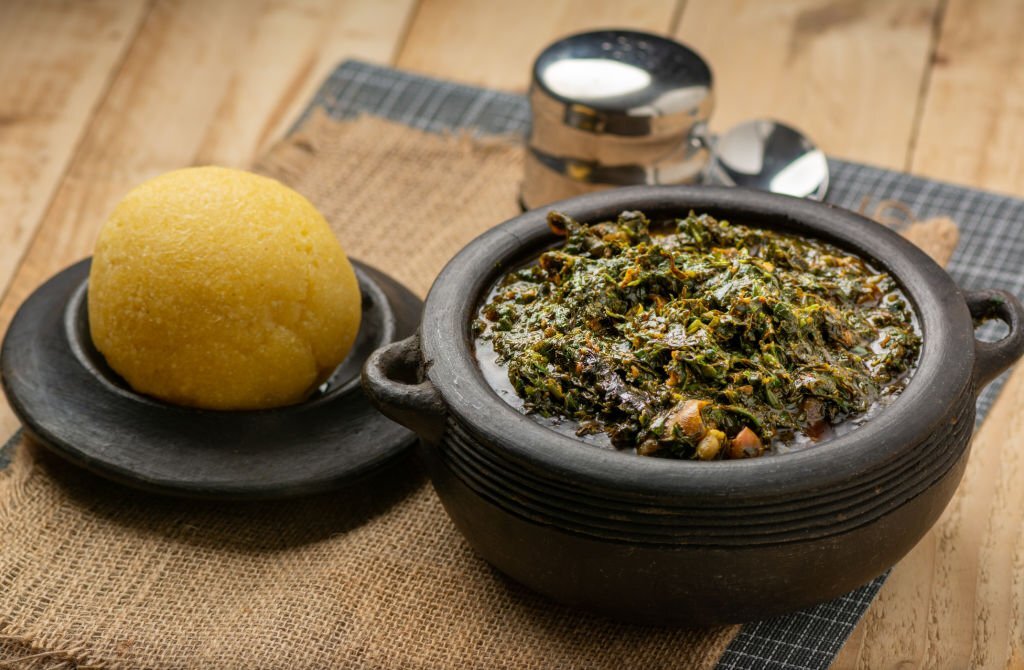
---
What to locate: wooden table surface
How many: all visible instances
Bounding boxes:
[1,1,1022,667]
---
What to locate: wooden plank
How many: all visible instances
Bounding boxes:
[197,0,417,167]
[396,0,681,91]
[675,0,942,170]
[0,0,148,298]
[837,1,1024,666]
[835,363,1024,669]
[0,0,416,436]
[910,0,1024,197]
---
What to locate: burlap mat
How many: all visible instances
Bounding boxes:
[0,114,961,669]
[0,114,751,669]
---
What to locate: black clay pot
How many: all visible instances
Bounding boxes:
[362,186,1024,625]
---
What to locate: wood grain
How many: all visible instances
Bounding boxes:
[196,0,416,167]
[0,0,416,437]
[2,1,1024,666]
[910,0,1024,198]
[0,0,148,298]
[835,363,1024,669]
[397,0,681,91]
[676,0,942,170]
[835,0,1024,666]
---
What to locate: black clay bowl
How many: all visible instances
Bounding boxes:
[2,258,422,500]
[362,185,1024,625]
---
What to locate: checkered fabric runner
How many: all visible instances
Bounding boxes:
[3,60,1020,669]
[297,60,1023,670]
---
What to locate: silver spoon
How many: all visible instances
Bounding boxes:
[703,119,829,201]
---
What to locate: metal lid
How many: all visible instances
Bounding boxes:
[522,30,830,209]
[531,29,713,137]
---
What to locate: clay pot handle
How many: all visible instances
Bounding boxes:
[966,289,1024,390]
[362,333,446,443]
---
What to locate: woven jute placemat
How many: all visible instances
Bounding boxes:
[0,114,734,670]
[0,112,959,669]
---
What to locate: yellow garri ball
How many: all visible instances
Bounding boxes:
[87,166,361,410]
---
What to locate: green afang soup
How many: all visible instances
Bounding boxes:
[474,210,921,460]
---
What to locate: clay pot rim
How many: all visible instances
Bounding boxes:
[417,186,1004,502]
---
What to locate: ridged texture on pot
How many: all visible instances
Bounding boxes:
[436,375,973,546]
[399,185,1018,623]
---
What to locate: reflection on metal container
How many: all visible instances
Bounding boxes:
[523,30,714,209]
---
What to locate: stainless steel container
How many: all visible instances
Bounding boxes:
[523,30,714,209]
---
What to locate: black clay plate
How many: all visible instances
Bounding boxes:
[0,258,422,500]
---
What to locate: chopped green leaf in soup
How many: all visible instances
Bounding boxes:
[475,210,920,460]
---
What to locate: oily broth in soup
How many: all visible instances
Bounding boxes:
[474,211,920,460]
